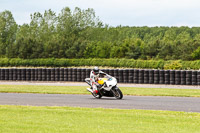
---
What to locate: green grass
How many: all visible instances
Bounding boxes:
[0,85,200,97]
[0,105,200,133]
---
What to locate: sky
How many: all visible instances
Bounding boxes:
[1,0,200,27]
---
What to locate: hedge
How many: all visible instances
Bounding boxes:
[0,58,200,70]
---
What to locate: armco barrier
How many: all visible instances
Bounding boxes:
[0,68,199,85]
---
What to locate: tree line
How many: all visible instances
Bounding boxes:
[1,7,200,60]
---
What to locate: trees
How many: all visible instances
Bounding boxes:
[1,8,200,60]
[0,10,17,57]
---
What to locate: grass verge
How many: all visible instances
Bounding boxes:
[0,105,200,133]
[0,85,200,97]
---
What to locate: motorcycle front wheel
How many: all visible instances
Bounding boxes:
[111,87,123,99]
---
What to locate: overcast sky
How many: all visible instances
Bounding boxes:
[1,0,200,27]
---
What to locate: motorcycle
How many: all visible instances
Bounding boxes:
[85,76,123,99]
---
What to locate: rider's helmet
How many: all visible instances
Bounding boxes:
[93,66,99,75]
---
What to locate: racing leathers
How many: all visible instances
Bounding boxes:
[90,70,109,94]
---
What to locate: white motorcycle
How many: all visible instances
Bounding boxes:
[85,77,123,99]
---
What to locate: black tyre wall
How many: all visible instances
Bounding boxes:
[181,70,186,85]
[149,70,154,84]
[5,69,9,80]
[60,68,64,81]
[68,68,72,81]
[154,70,159,84]
[26,68,31,81]
[16,69,20,81]
[72,68,77,82]
[0,68,198,86]
[164,70,170,84]
[77,68,81,82]
[50,68,55,81]
[64,68,68,81]
[128,69,134,83]
[118,69,123,83]
[192,71,197,85]
[197,71,200,85]
[55,68,60,81]
[186,71,192,85]
[123,69,129,83]
[133,69,139,83]
[170,70,175,85]
[46,68,51,81]
[144,69,149,84]
[139,69,144,84]
[31,69,35,81]
[114,69,119,82]
[0,69,5,80]
[175,70,181,85]
[159,70,164,84]
[9,69,13,80]
[21,69,26,81]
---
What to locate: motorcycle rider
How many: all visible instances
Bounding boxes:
[86,66,110,94]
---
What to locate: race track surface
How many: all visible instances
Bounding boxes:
[1,93,200,113]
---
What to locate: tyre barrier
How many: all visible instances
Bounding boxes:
[38,68,42,81]
[55,68,59,81]
[123,69,129,83]
[1,69,5,80]
[192,71,197,85]
[159,70,164,84]
[198,71,200,85]
[72,68,77,82]
[149,70,154,84]
[118,69,123,83]
[17,69,21,81]
[154,70,159,84]
[170,70,175,85]
[139,70,144,84]
[133,69,139,83]
[128,69,134,83]
[164,70,170,84]
[60,68,64,81]
[26,68,31,81]
[144,69,149,84]
[46,68,51,81]
[181,70,186,85]
[50,68,55,81]
[113,69,119,82]
[64,68,68,81]
[175,70,181,85]
[186,71,192,85]
[31,68,35,81]
[81,68,86,82]
[5,69,9,80]
[0,68,199,85]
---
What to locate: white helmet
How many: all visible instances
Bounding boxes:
[93,66,99,74]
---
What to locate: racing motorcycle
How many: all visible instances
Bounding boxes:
[85,76,123,99]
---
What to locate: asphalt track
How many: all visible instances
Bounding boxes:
[0,81,200,112]
[1,93,200,113]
